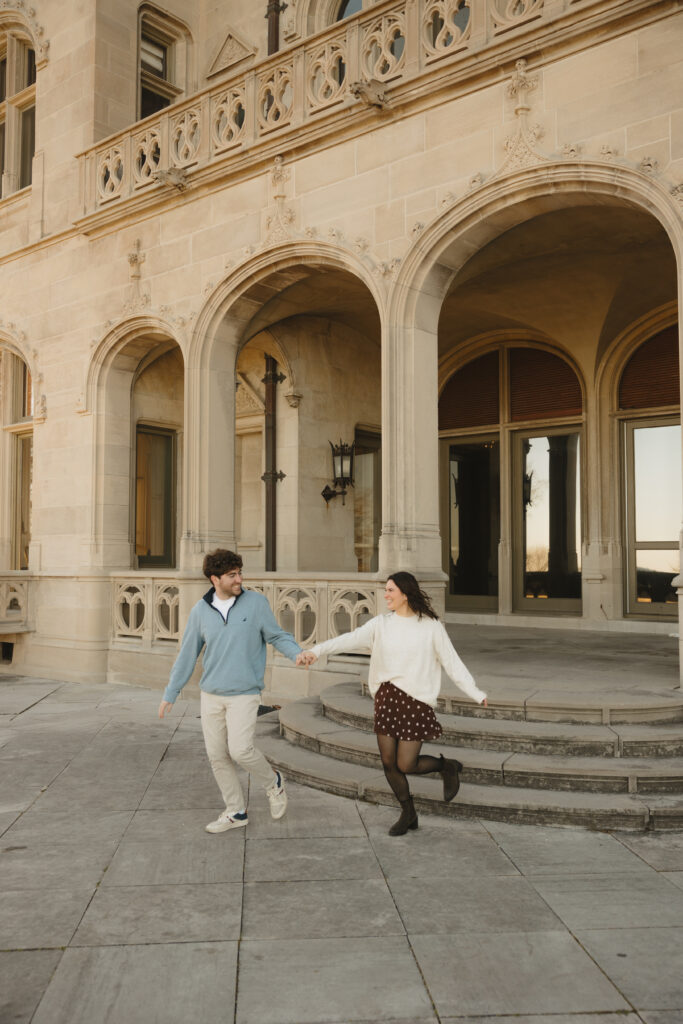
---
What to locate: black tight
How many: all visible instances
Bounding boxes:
[376,734,442,802]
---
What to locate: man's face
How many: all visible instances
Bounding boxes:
[212,569,243,600]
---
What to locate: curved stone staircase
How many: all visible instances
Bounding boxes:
[257,679,683,831]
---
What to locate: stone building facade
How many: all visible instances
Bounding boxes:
[0,0,681,691]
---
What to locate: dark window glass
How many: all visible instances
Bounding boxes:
[0,122,5,183]
[354,429,381,573]
[448,440,500,598]
[0,58,6,101]
[439,353,499,430]
[136,427,175,568]
[17,433,32,570]
[26,48,36,87]
[619,326,679,410]
[337,0,363,20]
[19,105,34,189]
[509,349,582,421]
[140,86,170,120]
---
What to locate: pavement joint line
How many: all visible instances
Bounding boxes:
[232,775,251,1024]
[359,799,443,1023]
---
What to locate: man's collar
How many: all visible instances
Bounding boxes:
[203,586,246,605]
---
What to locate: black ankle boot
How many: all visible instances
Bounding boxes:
[439,755,463,802]
[389,798,418,836]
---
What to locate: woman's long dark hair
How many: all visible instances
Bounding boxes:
[387,572,439,620]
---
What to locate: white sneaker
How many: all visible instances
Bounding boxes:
[267,771,287,820]
[205,809,248,834]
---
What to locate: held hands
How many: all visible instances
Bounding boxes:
[158,700,174,719]
[296,651,318,667]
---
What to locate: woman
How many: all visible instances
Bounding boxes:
[296,572,487,836]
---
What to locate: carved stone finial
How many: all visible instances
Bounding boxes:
[127,239,145,278]
[561,142,581,159]
[271,155,290,192]
[600,144,619,161]
[639,155,658,175]
[373,257,401,278]
[506,58,538,107]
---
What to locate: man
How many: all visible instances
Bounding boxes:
[158,549,302,833]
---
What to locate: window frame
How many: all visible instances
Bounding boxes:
[512,426,583,614]
[622,412,680,619]
[0,30,36,199]
[1,350,33,570]
[439,344,585,615]
[137,5,190,122]
[134,423,177,570]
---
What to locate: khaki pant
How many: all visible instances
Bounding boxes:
[200,691,277,812]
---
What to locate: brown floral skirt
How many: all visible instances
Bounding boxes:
[373,681,443,741]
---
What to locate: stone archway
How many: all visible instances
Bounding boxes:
[185,243,384,574]
[382,162,683,616]
[84,317,185,569]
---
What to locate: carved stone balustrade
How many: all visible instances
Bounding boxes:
[77,0,610,224]
[0,576,30,634]
[112,576,181,648]
[111,573,379,649]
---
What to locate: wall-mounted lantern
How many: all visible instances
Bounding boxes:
[322,440,355,505]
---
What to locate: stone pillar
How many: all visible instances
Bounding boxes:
[378,317,444,582]
[678,307,683,689]
[180,338,238,573]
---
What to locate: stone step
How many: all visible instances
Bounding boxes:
[361,681,683,725]
[256,721,683,831]
[331,683,683,758]
[279,696,683,795]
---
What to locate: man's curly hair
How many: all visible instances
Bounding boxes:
[202,549,243,580]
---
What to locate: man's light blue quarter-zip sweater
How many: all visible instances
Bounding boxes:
[162,587,301,703]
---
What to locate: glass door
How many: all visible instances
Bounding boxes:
[444,437,500,610]
[514,431,582,612]
[624,419,680,616]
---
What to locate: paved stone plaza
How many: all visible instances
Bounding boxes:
[2,676,683,1024]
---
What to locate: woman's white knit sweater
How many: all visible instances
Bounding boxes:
[309,613,486,708]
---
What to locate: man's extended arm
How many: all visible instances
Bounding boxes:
[259,599,302,660]
[159,606,205,712]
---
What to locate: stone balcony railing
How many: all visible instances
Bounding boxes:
[112,573,378,647]
[0,575,30,633]
[78,0,612,221]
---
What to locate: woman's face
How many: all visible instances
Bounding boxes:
[384,579,408,613]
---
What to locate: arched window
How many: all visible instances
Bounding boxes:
[439,346,583,613]
[0,348,32,569]
[337,0,363,21]
[0,28,36,196]
[619,325,680,617]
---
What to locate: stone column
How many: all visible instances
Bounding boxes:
[678,306,683,689]
[180,338,238,573]
[378,316,444,585]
